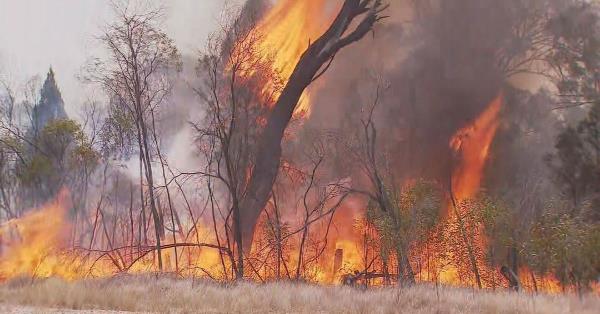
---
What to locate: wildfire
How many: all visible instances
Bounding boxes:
[450,93,503,203]
[419,93,504,287]
[0,190,232,282]
[0,0,589,295]
[248,1,508,287]
[0,190,77,280]
[255,0,338,115]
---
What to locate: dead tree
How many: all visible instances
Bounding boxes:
[0,78,20,220]
[86,3,181,271]
[357,81,416,286]
[239,0,389,253]
[195,0,387,279]
[263,190,289,279]
[293,138,350,280]
[194,9,273,279]
[150,109,182,272]
[501,265,521,291]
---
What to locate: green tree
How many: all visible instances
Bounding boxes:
[545,1,600,221]
[524,209,600,293]
[86,3,182,271]
[547,2,600,108]
[18,118,97,206]
[366,180,442,285]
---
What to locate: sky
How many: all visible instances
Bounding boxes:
[0,0,240,116]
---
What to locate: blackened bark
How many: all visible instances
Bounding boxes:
[501,265,521,291]
[239,0,388,253]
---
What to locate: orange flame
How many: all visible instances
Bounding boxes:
[255,0,338,115]
[419,93,503,287]
[0,189,233,281]
[450,93,503,202]
[0,2,580,293]
[0,190,77,280]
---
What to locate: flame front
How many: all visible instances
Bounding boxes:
[0,1,586,295]
[0,191,75,280]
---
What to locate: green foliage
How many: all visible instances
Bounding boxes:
[536,1,600,291]
[71,141,99,170]
[545,2,600,221]
[524,210,600,290]
[547,97,600,221]
[477,196,520,250]
[547,3,600,103]
[99,103,136,157]
[0,134,24,154]
[366,200,397,259]
[42,118,81,138]
[366,180,442,259]
[397,181,442,242]
[17,118,98,203]
[18,154,53,186]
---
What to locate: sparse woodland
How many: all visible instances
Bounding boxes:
[0,1,599,310]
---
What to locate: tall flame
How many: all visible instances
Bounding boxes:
[4,0,348,274]
[255,0,337,115]
[421,93,503,286]
[450,93,503,203]
[0,1,578,293]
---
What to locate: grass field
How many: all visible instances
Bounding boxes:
[0,276,599,313]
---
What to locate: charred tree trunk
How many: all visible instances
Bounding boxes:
[382,259,391,285]
[138,131,147,246]
[151,109,179,273]
[501,265,521,291]
[238,0,388,253]
[232,201,244,279]
[273,199,283,279]
[138,111,164,271]
[396,246,416,287]
[295,222,309,279]
[510,246,519,277]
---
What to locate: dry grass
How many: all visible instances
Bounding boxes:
[0,276,598,314]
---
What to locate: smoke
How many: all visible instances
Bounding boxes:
[107,0,571,241]
[101,0,574,255]
[2,0,589,282]
[290,0,561,196]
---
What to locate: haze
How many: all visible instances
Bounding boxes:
[0,0,238,116]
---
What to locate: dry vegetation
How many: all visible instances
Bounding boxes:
[1,1,600,313]
[0,276,598,314]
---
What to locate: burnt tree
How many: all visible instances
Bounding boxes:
[239,0,389,253]
[86,3,181,271]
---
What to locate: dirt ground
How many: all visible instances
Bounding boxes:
[0,304,145,314]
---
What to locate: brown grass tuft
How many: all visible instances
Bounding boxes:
[0,276,598,313]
